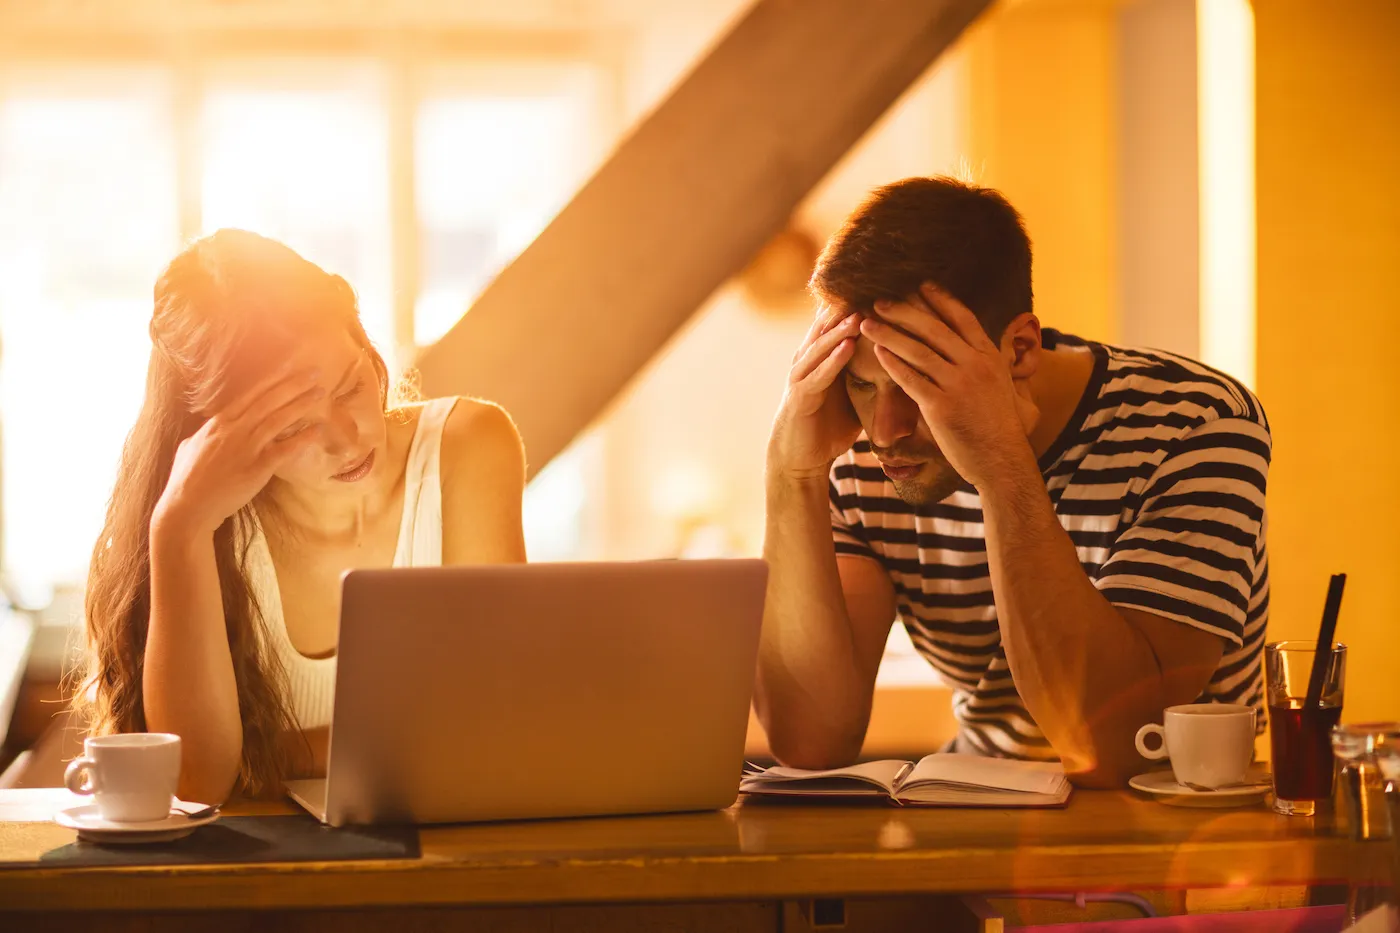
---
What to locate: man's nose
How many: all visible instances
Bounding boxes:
[868,386,919,449]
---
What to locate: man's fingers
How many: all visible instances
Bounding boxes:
[919,282,996,349]
[798,336,857,394]
[793,303,853,363]
[874,298,970,363]
[874,345,937,405]
[793,317,823,364]
[791,303,845,361]
[860,316,953,384]
[791,313,860,382]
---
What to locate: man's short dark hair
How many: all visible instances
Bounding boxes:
[810,176,1034,341]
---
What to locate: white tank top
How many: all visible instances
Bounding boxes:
[246,397,458,730]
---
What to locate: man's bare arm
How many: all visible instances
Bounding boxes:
[979,469,1225,785]
[755,475,896,769]
[862,284,1226,785]
[755,304,897,769]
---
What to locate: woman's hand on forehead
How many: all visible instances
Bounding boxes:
[220,361,321,422]
[220,334,365,415]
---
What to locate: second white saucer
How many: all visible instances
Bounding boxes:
[1128,767,1271,808]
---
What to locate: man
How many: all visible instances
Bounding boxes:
[757,177,1268,787]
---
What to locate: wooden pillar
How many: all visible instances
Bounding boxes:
[413,0,995,474]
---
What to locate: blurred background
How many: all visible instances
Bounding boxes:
[0,0,1395,765]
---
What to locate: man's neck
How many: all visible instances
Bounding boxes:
[1025,341,1097,462]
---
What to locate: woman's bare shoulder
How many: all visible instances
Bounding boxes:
[435,398,527,562]
[436,397,526,485]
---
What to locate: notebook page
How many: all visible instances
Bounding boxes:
[896,786,1070,807]
[900,754,1067,794]
[740,759,911,795]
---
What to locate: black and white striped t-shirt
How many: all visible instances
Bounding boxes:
[830,330,1270,760]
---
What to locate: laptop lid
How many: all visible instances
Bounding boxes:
[321,559,766,826]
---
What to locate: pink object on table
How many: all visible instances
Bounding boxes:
[1016,904,1345,932]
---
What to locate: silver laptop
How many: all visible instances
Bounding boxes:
[286,559,767,826]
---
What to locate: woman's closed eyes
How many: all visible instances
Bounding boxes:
[274,378,366,442]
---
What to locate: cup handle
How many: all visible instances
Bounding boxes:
[63,757,100,796]
[1135,724,1169,761]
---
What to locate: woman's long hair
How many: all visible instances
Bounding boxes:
[74,230,392,795]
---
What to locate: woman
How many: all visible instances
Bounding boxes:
[76,230,526,804]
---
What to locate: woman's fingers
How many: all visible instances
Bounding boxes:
[221,362,316,422]
[248,384,327,452]
[230,368,323,430]
[260,425,323,472]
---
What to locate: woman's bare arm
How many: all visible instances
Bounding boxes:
[143,509,244,805]
[142,367,328,803]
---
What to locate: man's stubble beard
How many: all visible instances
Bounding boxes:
[889,458,967,507]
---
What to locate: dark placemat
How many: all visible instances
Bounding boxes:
[19,816,419,869]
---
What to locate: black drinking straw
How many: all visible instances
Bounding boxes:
[1303,573,1347,711]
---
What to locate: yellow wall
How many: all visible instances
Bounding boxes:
[967,0,1398,721]
[963,0,1120,343]
[1255,0,1400,722]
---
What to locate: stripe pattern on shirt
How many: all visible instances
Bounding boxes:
[829,332,1270,760]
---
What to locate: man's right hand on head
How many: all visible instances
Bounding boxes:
[767,305,864,483]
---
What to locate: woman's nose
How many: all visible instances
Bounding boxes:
[320,410,358,455]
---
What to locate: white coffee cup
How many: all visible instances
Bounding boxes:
[1134,703,1256,789]
[63,733,182,822]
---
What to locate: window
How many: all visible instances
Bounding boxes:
[0,70,177,606]
[415,63,606,558]
[414,63,602,345]
[0,56,610,609]
[200,64,394,369]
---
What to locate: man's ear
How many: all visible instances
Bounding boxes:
[999,313,1041,380]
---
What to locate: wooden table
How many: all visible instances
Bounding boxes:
[0,789,1390,930]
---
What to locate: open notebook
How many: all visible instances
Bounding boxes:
[740,753,1071,807]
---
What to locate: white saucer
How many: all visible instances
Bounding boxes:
[1128,767,1272,808]
[54,801,220,844]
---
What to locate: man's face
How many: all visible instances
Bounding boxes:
[842,321,966,506]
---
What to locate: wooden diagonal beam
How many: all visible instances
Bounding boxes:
[416,0,994,473]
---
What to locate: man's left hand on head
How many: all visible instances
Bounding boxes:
[858,283,1039,492]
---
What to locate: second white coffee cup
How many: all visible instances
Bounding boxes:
[63,733,182,822]
[1134,703,1256,789]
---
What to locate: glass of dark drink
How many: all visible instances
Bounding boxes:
[1266,640,1346,816]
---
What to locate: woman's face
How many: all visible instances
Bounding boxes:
[250,325,388,493]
